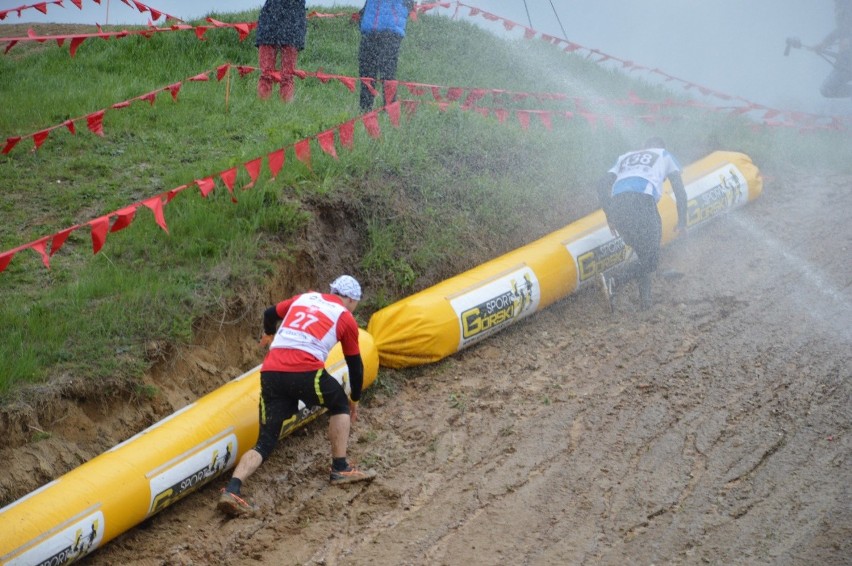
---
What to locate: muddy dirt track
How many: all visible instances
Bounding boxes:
[8,169,852,565]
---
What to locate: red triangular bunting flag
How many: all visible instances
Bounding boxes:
[35,3,49,15]
[110,205,137,232]
[2,137,21,154]
[384,80,398,104]
[446,87,463,101]
[243,158,262,188]
[404,82,425,96]
[220,168,238,202]
[167,82,181,101]
[71,0,83,8]
[362,112,381,138]
[234,23,251,41]
[69,36,86,56]
[50,226,77,257]
[33,130,50,150]
[0,250,15,273]
[194,26,208,39]
[89,216,110,254]
[63,119,76,134]
[189,72,210,81]
[494,108,509,124]
[31,239,51,269]
[86,111,105,136]
[149,8,161,20]
[386,101,401,127]
[336,76,356,92]
[143,196,169,233]
[112,101,131,109]
[463,89,486,107]
[196,177,215,197]
[361,78,378,96]
[317,130,337,159]
[339,120,354,149]
[516,110,531,130]
[216,64,230,81]
[140,91,157,105]
[220,168,237,190]
[268,149,285,178]
[294,139,312,169]
[166,184,188,203]
[537,111,553,130]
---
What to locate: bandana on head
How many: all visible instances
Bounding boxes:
[329,275,362,300]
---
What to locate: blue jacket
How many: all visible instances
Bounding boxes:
[255,0,307,49]
[360,0,412,37]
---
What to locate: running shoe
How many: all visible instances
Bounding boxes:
[217,489,256,517]
[329,465,377,486]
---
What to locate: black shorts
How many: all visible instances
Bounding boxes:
[254,369,350,461]
[608,191,662,275]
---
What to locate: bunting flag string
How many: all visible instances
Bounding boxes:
[2,64,231,154]
[5,62,841,157]
[445,1,848,131]
[0,102,405,275]
[1,17,257,56]
[0,0,182,23]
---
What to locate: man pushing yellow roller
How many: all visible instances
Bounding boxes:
[218,275,376,517]
[595,137,689,312]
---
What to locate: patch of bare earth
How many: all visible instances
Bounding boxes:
[3,169,850,565]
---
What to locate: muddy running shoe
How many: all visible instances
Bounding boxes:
[329,465,377,486]
[217,489,256,517]
[598,273,614,314]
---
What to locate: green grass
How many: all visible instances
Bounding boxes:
[1,7,850,396]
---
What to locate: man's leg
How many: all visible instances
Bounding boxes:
[218,373,296,516]
[316,372,376,484]
[329,413,351,458]
[634,203,663,310]
[230,449,264,483]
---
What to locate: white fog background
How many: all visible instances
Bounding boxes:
[3,0,849,116]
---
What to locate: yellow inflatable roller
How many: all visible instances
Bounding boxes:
[0,329,378,566]
[368,151,762,368]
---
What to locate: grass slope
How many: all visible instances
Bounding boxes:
[0,7,849,395]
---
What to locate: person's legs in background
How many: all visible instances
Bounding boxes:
[279,45,298,102]
[375,31,403,106]
[257,44,277,99]
[358,33,380,112]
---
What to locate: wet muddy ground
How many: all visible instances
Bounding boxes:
[5,170,851,565]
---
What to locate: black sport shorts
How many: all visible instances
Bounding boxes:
[254,369,350,461]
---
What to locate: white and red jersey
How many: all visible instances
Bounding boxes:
[608,147,682,202]
[261,292,360,372]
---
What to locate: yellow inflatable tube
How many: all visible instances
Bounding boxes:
[368,151,762,367]
[0,330,378,566]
